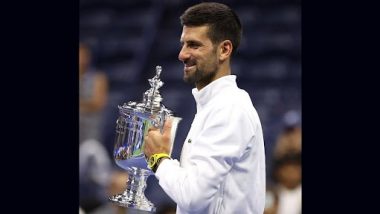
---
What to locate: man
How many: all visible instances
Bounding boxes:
[144,2,265,213]
[79,42,108,143]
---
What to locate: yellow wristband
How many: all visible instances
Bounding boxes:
[148,153,170,171]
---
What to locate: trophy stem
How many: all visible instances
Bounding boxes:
[109,167,156,212]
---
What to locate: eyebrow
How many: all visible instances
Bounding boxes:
[180,40,203,46]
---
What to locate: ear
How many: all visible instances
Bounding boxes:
[219,40,233,61]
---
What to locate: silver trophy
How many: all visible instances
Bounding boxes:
[109,66,181,212]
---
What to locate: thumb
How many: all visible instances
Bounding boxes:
[162,117,173,137]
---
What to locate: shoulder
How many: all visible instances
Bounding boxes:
[210,90,254,120]
[215,87,261,126]
[214,87,254,111]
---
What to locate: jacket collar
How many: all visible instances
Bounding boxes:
[192,75,237,112]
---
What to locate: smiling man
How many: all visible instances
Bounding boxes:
[144,2,266,213]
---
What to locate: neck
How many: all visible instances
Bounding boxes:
[195,61,231,90]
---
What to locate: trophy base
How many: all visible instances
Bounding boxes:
[109,194,156,212]
[109,167,156,213]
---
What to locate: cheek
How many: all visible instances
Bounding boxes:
[198,52,217,67]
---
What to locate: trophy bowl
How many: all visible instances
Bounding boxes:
[109,66,181,213]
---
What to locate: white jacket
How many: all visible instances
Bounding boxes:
[156,75,266,214]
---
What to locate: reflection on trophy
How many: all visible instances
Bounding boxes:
[109,66,181,212]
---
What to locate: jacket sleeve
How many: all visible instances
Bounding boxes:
[155,103,255,212]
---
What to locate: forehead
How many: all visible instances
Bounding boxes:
[180,25,211,42]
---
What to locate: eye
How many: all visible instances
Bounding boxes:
[188,42,200,49]
[189,44,199,49]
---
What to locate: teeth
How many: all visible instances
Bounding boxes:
[184,61,195,67]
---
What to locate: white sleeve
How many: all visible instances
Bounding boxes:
[155,103,254,212]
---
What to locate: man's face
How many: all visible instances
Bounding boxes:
[178,25,219,88]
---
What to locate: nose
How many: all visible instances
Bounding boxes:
[178,46,190,62]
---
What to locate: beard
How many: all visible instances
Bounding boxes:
[183,66,217,86]
[183,53,219,87]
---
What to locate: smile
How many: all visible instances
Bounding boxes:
[184,65,196,72]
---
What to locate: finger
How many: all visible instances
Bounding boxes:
[144,132,151,147]
[148,129,162,144]
[144,139,151,157]
[148,125,158,132]
[162,118,173,136]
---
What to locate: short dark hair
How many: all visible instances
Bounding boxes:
[180,2,242,55]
